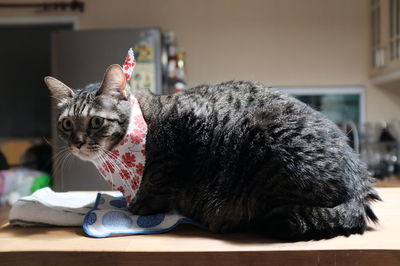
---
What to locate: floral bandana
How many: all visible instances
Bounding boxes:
[93,49,146,205]
[122,48,136,81]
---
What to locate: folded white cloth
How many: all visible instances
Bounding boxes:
[9,187,119,226]
[9,187,205,237]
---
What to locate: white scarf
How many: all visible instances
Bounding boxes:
[93,96,147,205]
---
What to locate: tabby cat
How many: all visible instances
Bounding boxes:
[45,64,380,240]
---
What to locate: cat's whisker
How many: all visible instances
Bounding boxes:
[51,146,71,172]
[102,150,135,197]
[98,152,117,192]
[99,147,136,197]
[102,154,120,193]
[65,153,75,171]
[61,153,72,190]
[56,151,72,191]
[49,95,64,103]
[41,137,62,150]
[60,153,70,188]
[52,149,69,166]
[51,148,69,175]
[42,137,51,146]
[51,146,68,161]
[102,152,134,196]
[98,154,114,191]
[112,158,135,197]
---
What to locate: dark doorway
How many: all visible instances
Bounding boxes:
[0,22,73,139]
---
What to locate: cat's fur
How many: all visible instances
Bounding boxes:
[45,65,380,241]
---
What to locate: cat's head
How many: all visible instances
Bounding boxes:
[45,64,131,161]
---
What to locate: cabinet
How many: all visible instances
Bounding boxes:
[371,0,400,88]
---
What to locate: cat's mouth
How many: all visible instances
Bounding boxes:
[70,145,102,162]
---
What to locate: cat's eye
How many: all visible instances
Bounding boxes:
[61,118,73,131]
[90,116,104,129]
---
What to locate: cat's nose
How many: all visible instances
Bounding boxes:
[71,133,85,149]
[73,141,85,149]
[72,140,85,149]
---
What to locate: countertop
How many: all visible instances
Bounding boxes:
[0,188,399,266]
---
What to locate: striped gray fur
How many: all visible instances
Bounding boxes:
[46,66,380,241]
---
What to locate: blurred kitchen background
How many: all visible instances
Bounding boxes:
[0,0,400,203]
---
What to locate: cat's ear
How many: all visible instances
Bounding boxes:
[44,76,74,102]
[98,64,128,100]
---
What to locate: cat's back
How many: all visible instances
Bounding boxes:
[159,80,357,186]
[181,80,283,111]
[167,80,320,130]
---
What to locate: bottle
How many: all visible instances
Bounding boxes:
[171,50,187,93]
[163,31,188,94]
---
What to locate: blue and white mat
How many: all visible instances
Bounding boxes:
[83,193,205,238]
[9,188,205,237]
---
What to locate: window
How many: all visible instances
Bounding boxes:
[277,87,365,152]
[371,0,384,67]
[389,0,400,60]
[277,87,365,127]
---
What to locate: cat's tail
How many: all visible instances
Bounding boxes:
[260,190,381,241]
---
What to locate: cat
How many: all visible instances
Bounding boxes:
[45,64,380,241]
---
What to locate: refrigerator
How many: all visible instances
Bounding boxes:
[51,28,167,191]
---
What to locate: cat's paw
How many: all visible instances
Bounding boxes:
[129,201,157,216]
[208,219,238,234]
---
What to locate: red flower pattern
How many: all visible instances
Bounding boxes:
[129,133,143,145]
[122,152,136,167]
[107,180,116,188]
[117,186,125,194]
[131,176,140,190]
[98,166,107,177]
[130,98,138,108]
[141,145,146,156]
[132,129,145,138]
[122,48,136,81]
[109,149,119,159]
[103,161,115,173]
[119,169,132,180]
[133,115,147,131]
[136,163,144,176]
[125,195,132,204]
[119,136,129,145]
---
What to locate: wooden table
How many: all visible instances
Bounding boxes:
[376,176,400,187]
[0,188,399,266]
